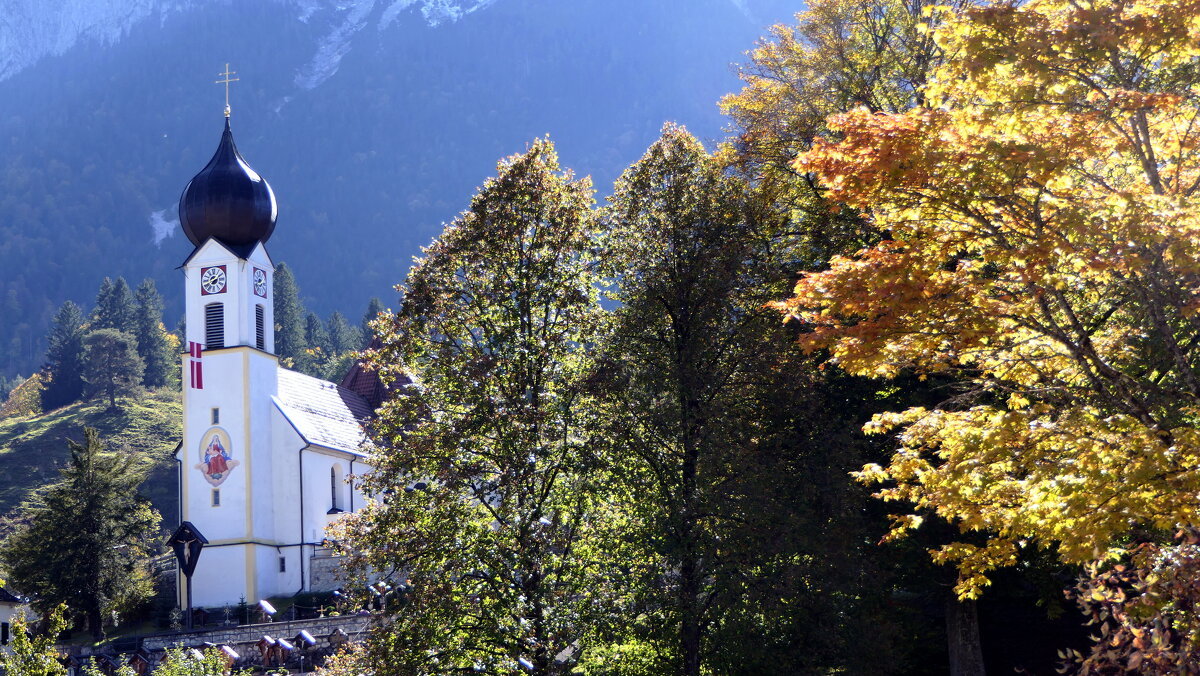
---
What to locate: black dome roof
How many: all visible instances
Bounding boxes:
[179,118,277,248]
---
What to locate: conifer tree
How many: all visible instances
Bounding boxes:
[305,312,331,357]
[81,329,144,410]
[133,279,174,388]
[0,428,160,640]
[327,311,361,355]
[41,300,87,410]
[299,312,331,376]
[361,297,385,347]
[92,277,137,334]
[273,263,307,365]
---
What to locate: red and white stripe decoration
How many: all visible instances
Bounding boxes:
[189,341,204,389]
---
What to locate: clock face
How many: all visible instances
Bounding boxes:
[253,267,268,298]
[200,266,227,295]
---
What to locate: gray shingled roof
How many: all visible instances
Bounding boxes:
[274,368,371,456]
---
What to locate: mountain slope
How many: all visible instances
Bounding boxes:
[0,390,182,524]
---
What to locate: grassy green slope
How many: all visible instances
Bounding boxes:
[0,390,181,524]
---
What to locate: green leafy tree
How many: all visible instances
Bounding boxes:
[0,605,68,676]
[0,428,161,640]
[41,300,87,410]
[595,124,925,676]
[92,277,137,335]
[601,125,796,674]
[333,138,619,675]
[273,263,308,367]
[81,329,144,410]
[133,279,175,388]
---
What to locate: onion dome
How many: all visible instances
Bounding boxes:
[179,118,277,248]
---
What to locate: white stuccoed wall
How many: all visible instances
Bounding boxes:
[180,241,281,608]
[177,239,371,609]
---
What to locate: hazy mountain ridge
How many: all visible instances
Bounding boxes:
[0,0,506,90]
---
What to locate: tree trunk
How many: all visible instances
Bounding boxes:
[88,605,104,641]
[946,597,985,676]
[679,405,702,676]
[680,553,702,676]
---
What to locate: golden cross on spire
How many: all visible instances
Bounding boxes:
[215,63,239,118]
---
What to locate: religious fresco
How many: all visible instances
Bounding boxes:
[195,427,239,487]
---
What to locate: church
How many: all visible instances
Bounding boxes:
[173,106,382,610]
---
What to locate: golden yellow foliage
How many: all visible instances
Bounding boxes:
[0,373,44,419]
[780,0,1200,595]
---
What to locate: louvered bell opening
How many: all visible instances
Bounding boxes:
[205,303,225,349]
[255,305,265,350]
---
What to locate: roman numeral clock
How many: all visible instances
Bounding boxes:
[200,266,227,295]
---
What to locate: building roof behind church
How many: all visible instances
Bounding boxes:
[338,337,409,411]
[275,369,372,456]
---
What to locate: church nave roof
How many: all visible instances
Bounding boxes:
[274,368,373,456]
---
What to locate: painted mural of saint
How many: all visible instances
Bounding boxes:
[195,427,238,487]
[204,434,231,479]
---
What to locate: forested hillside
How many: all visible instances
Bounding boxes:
[0,0,793,380]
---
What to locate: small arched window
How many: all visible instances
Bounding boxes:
[204,303,224,349]
[329,464,344,514]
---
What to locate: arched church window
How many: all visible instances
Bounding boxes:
[329,465,344,514]
[255,305,265,350]
[205,303,225,349]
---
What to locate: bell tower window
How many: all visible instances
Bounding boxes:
[205,303,225,349]
[256,305,266,350]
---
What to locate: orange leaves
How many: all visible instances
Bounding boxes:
[776,0,1200,593]
[795,108,947,206]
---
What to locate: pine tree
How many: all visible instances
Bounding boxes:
[298,312,331,376]
[41,300,87,410]
[81,329,144,410]
[0,428,160,640]
[92,277,136,334]
[305,312,331,357]
[361,297,385,348]
[328,311,362,355]
[273,263,307,365]
[133,279,174,388]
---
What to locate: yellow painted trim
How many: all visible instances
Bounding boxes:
[181,352,190,518]
[202,537,287,547]
[191,345,279,360]
[245,545,257,604]
[243,348,252,540]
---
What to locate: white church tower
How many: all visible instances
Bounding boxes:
[175,106,376,611]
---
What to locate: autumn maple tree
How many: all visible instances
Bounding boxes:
[720,0,966,265]
[778,0,1200,596]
